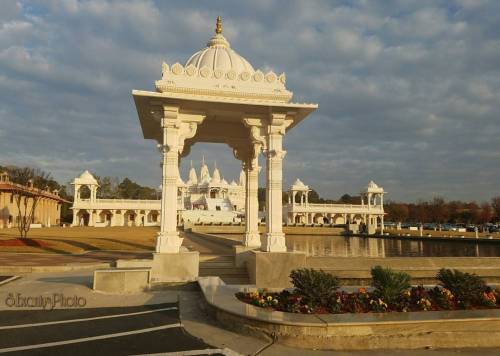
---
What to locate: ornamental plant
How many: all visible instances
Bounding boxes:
[289,268,340,307]
[436,269,486,308]
[371,266,411,305]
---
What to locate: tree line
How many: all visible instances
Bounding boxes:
[3,165,499,225]
[384,197,500,224]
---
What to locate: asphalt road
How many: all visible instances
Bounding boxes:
[0,302,236,355]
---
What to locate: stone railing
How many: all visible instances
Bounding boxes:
[286,203,384,214]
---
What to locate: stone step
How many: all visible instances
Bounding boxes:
[199,265,246,270]
[199,270,248,277]
[219,277,250,285]
[199,263,236,268]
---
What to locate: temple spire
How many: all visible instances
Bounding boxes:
[215,16,222,34]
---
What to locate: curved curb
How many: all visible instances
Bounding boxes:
[198,276,500,350]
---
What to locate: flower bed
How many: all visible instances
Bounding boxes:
[236,267,500,314]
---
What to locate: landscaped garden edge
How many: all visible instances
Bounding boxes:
[198,276,500,350]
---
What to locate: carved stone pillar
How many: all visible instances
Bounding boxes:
[88,210,94,226]
[156,106,204,253]
[243,150,261,247]
[157,107,183,253]
[72,209,78,227]
[263,114,290,252]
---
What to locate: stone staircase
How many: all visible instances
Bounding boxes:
[199,255,250,285]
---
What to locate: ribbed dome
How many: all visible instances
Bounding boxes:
[185,17,255,74]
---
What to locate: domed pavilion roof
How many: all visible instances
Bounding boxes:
[185,17,254,74]
[155,17,292,103]
[364,180,385,194]
[290,178,309,191]
[73,170,98,186]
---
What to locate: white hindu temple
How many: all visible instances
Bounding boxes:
[71,160,247,227]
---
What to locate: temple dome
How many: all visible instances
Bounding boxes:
[74,170,98,185]
[184,17,254,74]
[291,178,309,191]
[364,180,385,193]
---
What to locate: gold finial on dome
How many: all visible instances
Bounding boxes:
[215,16,222,34]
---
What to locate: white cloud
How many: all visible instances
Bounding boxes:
[0,0,499,202]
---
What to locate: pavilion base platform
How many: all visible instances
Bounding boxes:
[151,251,199,283]
[93,250,199,292]
[233,245,259,268]
[248,250,306,288]
[93,267,151,294]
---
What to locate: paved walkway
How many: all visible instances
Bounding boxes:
[0,301,238,355]
[0,232,231,268]
[2,272,500,355]
[0,251,152,267]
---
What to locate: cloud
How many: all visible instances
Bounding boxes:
[0,0,499,202]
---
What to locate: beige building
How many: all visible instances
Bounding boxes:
[0,172,66,229]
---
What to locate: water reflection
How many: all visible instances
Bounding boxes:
[286,235,500,257]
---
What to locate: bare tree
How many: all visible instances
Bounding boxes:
[9,167,52,239]
[492,196,500,222]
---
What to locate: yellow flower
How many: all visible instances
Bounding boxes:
[267,296,273,301]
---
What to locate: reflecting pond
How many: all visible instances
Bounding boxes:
[285,235,500,257]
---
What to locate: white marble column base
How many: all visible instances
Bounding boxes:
[243,232,261,247]
[263,233,287,252]
[155,232,184,253]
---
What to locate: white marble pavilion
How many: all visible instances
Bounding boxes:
[132,17,318,253]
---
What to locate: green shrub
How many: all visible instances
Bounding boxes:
[289,268,340,307]
[436,269,486,308]
[371,266,411,304]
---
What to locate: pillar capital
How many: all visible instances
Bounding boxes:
[267,112,294,135]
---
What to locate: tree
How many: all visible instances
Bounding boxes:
[479,202,492,224]
[9,167,52,239]
[385,202,409,222]
[430,197,449,223]
[492,196,500,222]
[96,176,119,198]
[117,178,157,199]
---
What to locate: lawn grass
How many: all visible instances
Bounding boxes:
[0,227,158,254]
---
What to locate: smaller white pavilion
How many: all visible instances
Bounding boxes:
[71,170,161,227]
[285,179,386,234]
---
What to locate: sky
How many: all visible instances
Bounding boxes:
[0,0,499,202]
